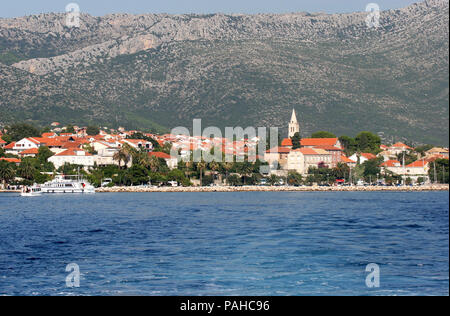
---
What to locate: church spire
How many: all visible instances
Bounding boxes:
[288,109,300,138]
[290,108,298,124]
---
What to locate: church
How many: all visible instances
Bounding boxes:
[264,109,348,175]
[288,109,300,138]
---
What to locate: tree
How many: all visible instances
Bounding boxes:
[414,144,434,157]
[237,161,253,185]
[332,163,350,181]
[311,131,336,138]
[354,132,381,154]
[428,159,449,184]
[0,148,5,158]
[223,162,233,179]
[37,146,54,164]
[86,126,100,136]
[18,160,36,180]
[287,171,303,186]
[148,155,161,173]
[82,144,97,155]
[197,161,207,186]
[362,158,381,181]
[338,135,356,155]
[65,125,75,133]
[113,144,132,169]
[291,132,302,150]
[267,174,281,186]
[227,174,241,186]
[1,134,12,144]
[0,161,16,188]
[5,123,40,142]
[168,169,190,186]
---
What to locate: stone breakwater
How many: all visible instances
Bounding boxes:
[96,185,449,193]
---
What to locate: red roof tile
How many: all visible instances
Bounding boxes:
[392,142,413,149]
[19,148,39,155]
[148,152,173,159]
[341,155,356,163]
[41,133,57,138]
[380,160,401,167]
[4,142,15,149]
[361,153,377,160]
[281,138,293,147]
[266,147,291,154]
[0,158,21,163]
[314,145,342,151]
[54,149,92,156]
[406,159,428,168]
[301,138,339,147]
[295,148,319,155]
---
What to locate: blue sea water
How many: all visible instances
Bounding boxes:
[0,191,448,296]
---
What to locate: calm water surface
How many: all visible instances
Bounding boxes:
[0,191,448,296]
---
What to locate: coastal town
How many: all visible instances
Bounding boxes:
[0,110,449,191]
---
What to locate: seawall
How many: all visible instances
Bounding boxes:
[95,185,449,193]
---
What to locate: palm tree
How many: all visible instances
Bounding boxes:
[18,160,35,180]
[148,155,161,173]
[268,174,280,186]
[223,162,233,185]
[197,161,207,186]
[0,163,15,189]
[113,144,132,169]
[239,162,253,185]
[210,161,220,181]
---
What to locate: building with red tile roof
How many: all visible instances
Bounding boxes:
[380,160,401,167]
[148,152,178,169]
[280,138,293,148]
[361,153,377,160]
[41,132,57,138]
[0,157,21,164]
[19,148,39,157]
[4,142,15,149]
[301,138,341,148]
[48,149,94,169]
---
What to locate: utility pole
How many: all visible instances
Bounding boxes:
[443,165,445,184]
[434,162,437,184]
[402,151,406,185]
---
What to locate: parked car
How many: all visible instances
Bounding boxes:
[101,178,113,187]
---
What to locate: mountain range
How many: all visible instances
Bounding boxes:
[0,0,448,145]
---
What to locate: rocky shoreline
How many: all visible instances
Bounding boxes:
[95,184,450,193]
[1,185,448,194]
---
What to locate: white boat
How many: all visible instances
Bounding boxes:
[21,186,42,197]
[39,175,95,194]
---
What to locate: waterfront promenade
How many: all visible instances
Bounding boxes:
[95,184,449,193]
[2,185,448,194]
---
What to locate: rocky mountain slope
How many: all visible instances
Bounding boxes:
[0,0,448,144]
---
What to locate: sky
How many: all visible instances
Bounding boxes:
[1,0,421,18]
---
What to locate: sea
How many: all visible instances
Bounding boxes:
[0,191,448,296]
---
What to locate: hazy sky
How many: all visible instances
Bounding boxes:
[1,0,421,18]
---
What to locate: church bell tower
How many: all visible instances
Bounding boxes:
[288,109,300,138]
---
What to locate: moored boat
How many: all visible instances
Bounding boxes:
[21,186,42,197]
[40,175,95,194]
